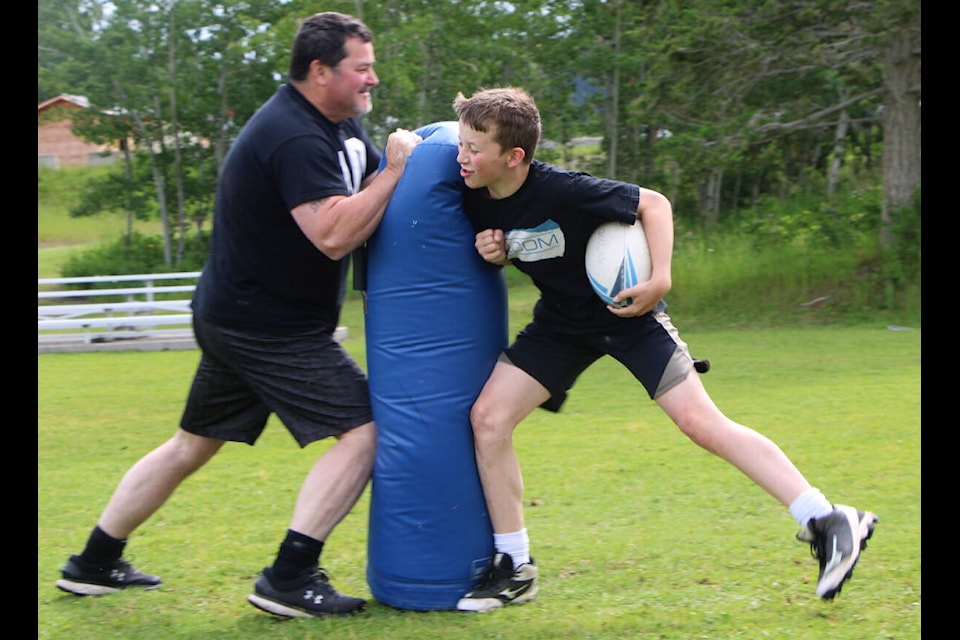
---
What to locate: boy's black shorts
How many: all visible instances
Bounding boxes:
[502,307,694,412]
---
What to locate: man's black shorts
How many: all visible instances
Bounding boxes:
[180,315,373,447]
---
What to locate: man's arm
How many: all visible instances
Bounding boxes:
[292,128,422,260]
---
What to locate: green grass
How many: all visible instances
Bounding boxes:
[666,228,920,329]
[38,317,921,639]
[38,244,89,280]
[38,165,162,278]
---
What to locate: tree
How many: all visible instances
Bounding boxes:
[879,2,920,248]
[39,0,919,270]
[39,0,287,269]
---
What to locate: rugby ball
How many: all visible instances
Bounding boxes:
[585,220,652,307]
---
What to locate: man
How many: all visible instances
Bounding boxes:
[451,86,877,612]
[55,12,421,619]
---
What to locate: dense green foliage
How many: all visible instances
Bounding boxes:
[38,0,920,270]
[59,231,209,279]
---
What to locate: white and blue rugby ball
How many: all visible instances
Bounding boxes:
[585,220,652,307]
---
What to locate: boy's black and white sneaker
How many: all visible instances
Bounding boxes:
[247,567,366,618]
[56,555,163,595]
[797,505,878,600]
[456,552,538,612]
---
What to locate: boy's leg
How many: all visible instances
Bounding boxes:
[656,373,876,599]
[456,361,548,612]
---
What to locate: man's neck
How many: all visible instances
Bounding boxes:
[289,80,343,124]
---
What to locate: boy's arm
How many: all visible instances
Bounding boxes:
[609,187,673,315]
[474,228,511,266]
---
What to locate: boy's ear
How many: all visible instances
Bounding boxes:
[506,146,526,168]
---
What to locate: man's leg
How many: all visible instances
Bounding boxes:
[247,422,376,618]
[57,430,224,595]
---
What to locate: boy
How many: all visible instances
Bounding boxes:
[452,86,877,612]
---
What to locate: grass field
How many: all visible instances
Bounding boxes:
[38,170,920,638]
[38,315,921,639]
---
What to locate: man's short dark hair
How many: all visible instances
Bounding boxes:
[288,12,374,82]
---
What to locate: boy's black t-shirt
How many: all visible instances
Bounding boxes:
[463,160,641,333]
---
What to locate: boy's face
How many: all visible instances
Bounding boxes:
[456,121,512,194]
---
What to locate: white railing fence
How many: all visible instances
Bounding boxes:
[38,272,200,346]
[38,272,347,353]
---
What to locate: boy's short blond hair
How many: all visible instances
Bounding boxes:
[453,87,541,164]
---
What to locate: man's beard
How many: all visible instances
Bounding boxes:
[356,96,373,116]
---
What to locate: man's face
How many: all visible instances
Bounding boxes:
[327,36,379,118]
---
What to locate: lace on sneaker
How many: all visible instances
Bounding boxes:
[806,525,830,566]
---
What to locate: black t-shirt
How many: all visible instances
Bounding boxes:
[463,160,641,333]
[192,84,379,333]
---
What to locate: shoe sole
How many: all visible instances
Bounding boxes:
[247,593,365,618]
[55,578,161,596]
[456,584,539,612]
[248,593,314,618]
[817,509,878,600]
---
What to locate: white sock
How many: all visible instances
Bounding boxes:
[493,529,530,568]
[789,487,834,527]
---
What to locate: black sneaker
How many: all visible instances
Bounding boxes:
[456,552,538,612]
[247,567,366,618]
[56,555,162,596]
[797,505,878,600]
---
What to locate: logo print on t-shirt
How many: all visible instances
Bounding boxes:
[505,219,564,262]
[339,136,367,195]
